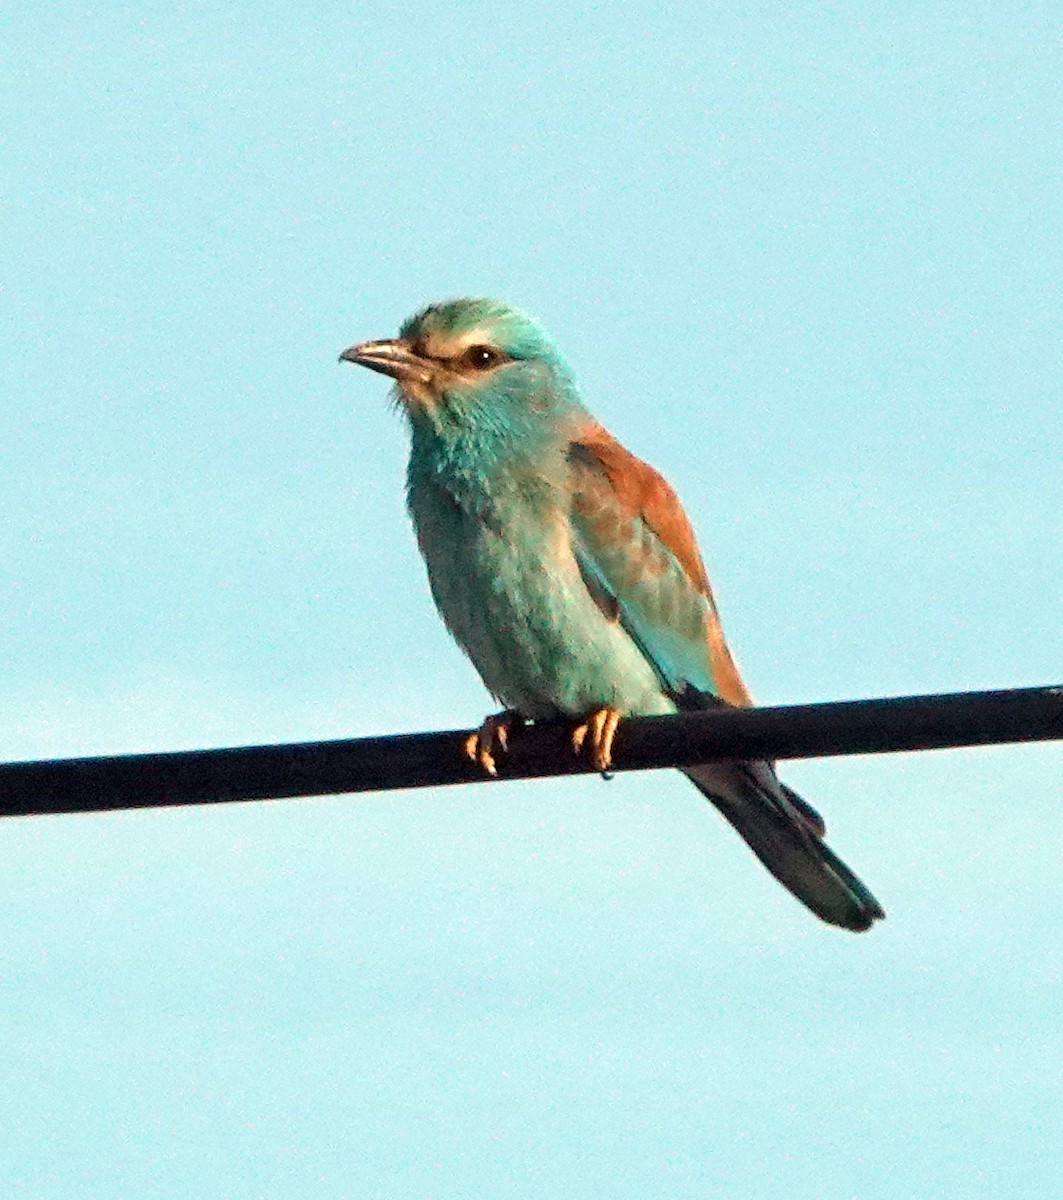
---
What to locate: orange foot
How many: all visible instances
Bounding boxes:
[571,706,623,773]
[464,710,521,777]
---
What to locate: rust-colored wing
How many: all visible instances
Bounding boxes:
[568,426,751,707]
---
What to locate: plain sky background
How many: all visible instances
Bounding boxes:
[3,2,1062,1197]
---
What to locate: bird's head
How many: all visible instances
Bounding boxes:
[340,298,583,441]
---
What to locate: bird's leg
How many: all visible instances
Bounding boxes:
[571,706,623,773]
[464,709,522,777]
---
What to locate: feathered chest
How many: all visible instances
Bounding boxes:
[404,456,603,710]
[406,461,573,600]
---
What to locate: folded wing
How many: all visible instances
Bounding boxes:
[567,425,884,931]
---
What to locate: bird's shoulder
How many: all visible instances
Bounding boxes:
[567,424,711,596]
[566,423,753,708]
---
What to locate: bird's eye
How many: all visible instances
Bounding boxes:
[462,344,503,370]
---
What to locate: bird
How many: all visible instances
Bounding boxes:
[340,298,884,932]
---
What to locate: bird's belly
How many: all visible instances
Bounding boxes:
[412,494,673,719]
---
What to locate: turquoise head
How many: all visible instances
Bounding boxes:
[340,298,586,446]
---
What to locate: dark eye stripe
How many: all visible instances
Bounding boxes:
[414,343,512,369]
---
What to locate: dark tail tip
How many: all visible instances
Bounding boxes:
[685,765,885,933]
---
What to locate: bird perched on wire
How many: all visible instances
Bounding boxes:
[340,299,884,932]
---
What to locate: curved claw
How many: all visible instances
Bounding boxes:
[463,710,520,777]
[571,707,622,773]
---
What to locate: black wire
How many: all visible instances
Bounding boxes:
[1,685,1060,819]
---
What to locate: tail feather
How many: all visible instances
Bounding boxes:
[684,761,885,932]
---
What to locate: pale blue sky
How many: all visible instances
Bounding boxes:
[3,2,1062,1197]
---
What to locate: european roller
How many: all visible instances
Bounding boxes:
[341,299,884,932]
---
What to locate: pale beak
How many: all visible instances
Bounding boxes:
[338,339,434,385]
